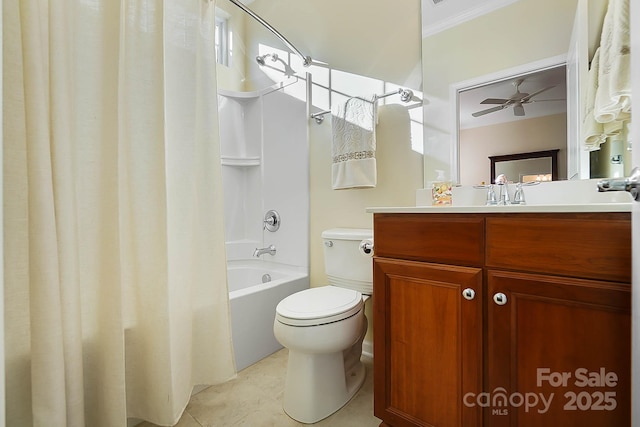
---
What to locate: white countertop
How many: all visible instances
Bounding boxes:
[368,180,634,214]
[366,203,632,214]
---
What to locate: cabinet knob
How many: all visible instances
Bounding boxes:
[462,288,476,301]
[493,292,507,305]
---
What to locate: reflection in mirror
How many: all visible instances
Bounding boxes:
[459,64,567,185]
[490,149,559,184]
[422,0,631,187]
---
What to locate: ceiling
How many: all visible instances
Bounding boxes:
[421,0,520,37]
[458,65,567,130]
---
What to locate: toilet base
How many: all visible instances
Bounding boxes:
[281,317,368,424]
[283,351,366,424]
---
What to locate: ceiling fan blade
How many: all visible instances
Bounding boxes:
[513,103,525,116]
[521,85,555,102]
[480,98,510,105]
[528,98,566,103]
[472,105,505,117]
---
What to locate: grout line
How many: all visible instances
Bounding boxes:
[186,409,205,427]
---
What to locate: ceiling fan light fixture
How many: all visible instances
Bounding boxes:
[513,102,525,116]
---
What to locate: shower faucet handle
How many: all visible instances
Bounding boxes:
[263,210,281,232]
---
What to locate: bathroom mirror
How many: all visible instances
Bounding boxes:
[421,0,632,186]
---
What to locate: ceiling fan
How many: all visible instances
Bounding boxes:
[471,79,559,118]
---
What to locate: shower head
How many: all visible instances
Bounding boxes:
[256,53,279,66]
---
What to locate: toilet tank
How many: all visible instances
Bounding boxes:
[322,228,373,295]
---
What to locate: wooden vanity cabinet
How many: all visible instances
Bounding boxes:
[373,212,631,427]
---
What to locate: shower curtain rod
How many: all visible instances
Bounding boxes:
[227,0,312,67]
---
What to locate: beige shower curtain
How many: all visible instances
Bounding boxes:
[3,0,236,426]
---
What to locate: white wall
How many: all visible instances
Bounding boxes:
[243,0,423,282]
[234,0,424,348]
[244,0,422,93]
[262,87,309,268]
[460,113,568,184]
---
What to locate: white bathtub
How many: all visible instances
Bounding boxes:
[228,260,309,371]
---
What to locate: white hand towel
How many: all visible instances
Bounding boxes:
[331,96,377,189]
[594,0,631,123]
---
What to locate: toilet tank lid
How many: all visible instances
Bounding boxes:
[322,228,372,240]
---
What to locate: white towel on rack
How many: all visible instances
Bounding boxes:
[594,0,631,124]
[331,96,378,189]
[583,48,607,150]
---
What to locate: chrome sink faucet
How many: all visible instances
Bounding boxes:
[513,182,526,205]
[253,244,276,257]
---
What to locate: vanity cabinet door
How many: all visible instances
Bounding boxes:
[373,257,483,427]
[486,269,631,427]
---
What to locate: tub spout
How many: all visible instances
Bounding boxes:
[253,244,276,257]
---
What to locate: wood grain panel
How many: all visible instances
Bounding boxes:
[372,211,631,427]
[374,257,483,427]
[374,213,484,266]
[487,270,631,427]
[486,213,631,283]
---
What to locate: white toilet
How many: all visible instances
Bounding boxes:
[273,228,373,424]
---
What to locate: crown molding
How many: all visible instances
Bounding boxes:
[422,0,520,38]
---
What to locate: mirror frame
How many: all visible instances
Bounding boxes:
[450,54,568,184]
[490,149,559,183]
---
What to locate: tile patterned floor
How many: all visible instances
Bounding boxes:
[138,349,379,427]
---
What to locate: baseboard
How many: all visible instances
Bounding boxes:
[362,339,373,359]
[192,384,210,395]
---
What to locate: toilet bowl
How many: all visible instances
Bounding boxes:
[273,228,373,424]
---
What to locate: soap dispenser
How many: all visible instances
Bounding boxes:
[431,170,452,206]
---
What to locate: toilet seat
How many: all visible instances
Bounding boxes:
[276,286,363,327]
